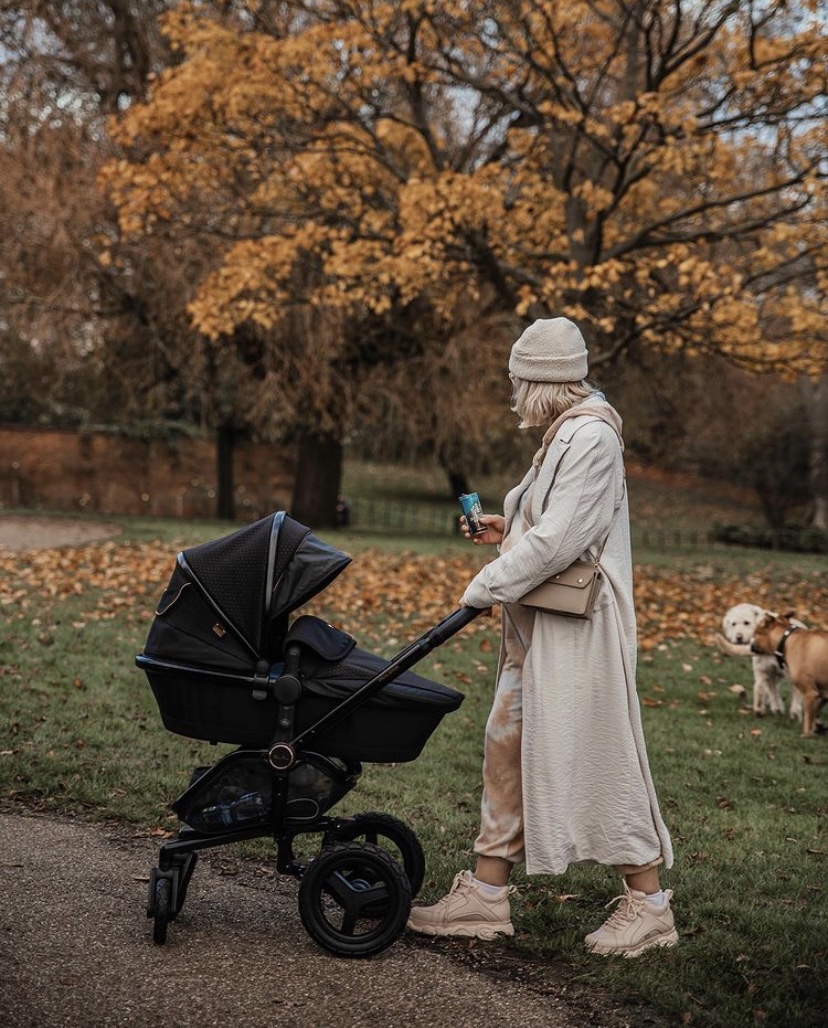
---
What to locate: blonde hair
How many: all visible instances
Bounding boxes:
[510,376,598,429]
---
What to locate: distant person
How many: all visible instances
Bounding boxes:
[335,495,351,528]
[407,317,677,957]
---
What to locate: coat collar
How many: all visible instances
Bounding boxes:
[531,396,624,469]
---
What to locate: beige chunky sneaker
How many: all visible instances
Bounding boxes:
[406,870,515,940]
[585,883,678,957]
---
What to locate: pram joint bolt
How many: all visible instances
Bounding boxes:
[268,742,297,770]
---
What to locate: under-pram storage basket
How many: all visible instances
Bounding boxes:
[173,749,358,832]
[137,645,463,762]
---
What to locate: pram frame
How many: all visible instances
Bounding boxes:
[145,604,483,957]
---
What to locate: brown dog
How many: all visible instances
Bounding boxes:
[751,612,828,738]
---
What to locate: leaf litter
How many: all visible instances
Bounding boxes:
[3,539,827,655]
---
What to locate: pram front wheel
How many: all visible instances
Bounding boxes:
[325,812,426,898]
[150,875,171,944]
[298,841,411,957]
[147,852,197,945]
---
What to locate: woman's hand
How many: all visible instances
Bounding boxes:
[460,513,505,545]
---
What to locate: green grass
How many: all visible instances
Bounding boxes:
[342,457,768,546]
[1,465,827,1027]
[325,630,827,1028]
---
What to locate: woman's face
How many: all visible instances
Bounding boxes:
[508,373,518,410]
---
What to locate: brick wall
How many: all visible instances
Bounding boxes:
[0,426,294,520]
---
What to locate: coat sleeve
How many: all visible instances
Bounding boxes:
[462,422,621,608]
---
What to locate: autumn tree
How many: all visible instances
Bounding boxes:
[0,0,174,422]
[0,2,294,519]
[102,0,828,524]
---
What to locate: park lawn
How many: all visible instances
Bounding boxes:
[0,505,826,1028]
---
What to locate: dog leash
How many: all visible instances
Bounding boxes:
[774,625,800,670]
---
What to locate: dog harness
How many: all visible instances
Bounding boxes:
[774,625,800,670]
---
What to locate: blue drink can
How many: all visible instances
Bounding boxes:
[459,492,485,535]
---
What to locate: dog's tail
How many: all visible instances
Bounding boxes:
[714,633,753,658]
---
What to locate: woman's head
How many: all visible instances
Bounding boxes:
[510,377,597,428]
[508,317,597,427]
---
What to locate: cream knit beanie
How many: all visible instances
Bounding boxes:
[508,317,588,383]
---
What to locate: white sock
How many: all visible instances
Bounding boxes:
[645,889,667,907]
[473,876,506,896]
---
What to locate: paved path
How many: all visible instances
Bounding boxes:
[0,808,661,1028]
[0,515,122,551]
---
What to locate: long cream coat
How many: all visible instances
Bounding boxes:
[462,403,673,875]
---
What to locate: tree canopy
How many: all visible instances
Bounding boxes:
[3,1,826,526]
[104,0,827,378]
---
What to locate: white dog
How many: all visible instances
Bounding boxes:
[715,602,804,720]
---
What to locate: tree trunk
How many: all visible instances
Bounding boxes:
[443,466,470,500]
[291,429,343,528]
[216,423,236,520]
[802,375,828,530]
[754,484,784,549]
[436,443,470,499]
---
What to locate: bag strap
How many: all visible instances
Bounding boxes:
[584,501,617,567]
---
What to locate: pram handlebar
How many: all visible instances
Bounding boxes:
[393,604,486,656]
[289,606,487,752]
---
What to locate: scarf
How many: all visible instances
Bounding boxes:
[531,397,625,470]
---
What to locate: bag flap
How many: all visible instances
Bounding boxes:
[546,561,598,590]
[285,614,356,661]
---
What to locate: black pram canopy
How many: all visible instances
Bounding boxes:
[139,511,469,762]
[144,511,352,671]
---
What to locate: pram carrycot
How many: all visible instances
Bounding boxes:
[137,511,481,957]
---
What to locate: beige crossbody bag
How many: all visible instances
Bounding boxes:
[519,486,619,619]
[519,537,610,619]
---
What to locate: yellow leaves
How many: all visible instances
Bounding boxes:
[607,100,637,126]
[6,533,828,665]
[675,256,721,292]
[399,172,505,236]
[750,35,796,68]
[572,180,614,214]
[577,258,624,290]
[0,540,172,628]
[547,106,585,128]
[97,0,828,383]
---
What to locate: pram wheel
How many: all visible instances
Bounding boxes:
[298,841,411,957]
[147,851,196,945]
[325,813,425,898]
[150,874,171,944]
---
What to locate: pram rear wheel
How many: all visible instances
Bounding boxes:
[298,841,411,957]
[325,812,425,898]
[151,876,171,945]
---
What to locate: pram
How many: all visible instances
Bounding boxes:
[136,510,482,957]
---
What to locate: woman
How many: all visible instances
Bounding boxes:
[407,317,677,957]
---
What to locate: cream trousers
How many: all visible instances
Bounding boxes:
[473,656,663,876]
